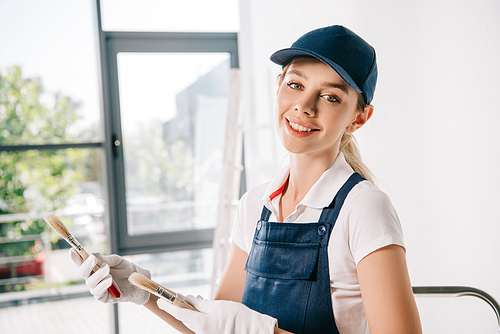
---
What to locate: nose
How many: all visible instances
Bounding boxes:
[294,94,316,117]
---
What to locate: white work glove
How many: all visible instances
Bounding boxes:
[70,249,151,305]
[157,294,277,334]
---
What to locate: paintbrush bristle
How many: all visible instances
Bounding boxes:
[129,272,159,294]
[129,273,198,312]
[44,214,71,238]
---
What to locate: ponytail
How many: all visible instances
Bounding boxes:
[340,132,374,183]
[340,92,374,183]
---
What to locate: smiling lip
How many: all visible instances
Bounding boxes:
[285,117,319,137]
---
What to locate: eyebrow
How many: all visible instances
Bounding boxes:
[287,69,350,94]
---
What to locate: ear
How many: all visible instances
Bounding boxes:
[346,104,374,133]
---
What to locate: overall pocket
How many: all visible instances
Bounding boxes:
[245,240,320,280]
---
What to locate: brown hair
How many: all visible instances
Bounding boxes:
[278,60,374,183]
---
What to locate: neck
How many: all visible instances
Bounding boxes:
[288,150,338,196]
[278,149,339,220]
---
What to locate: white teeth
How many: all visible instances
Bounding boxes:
[289,120,312,132]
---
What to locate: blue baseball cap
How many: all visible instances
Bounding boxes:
[270,25,378,104]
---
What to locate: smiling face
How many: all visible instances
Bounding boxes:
[275,57,367,162]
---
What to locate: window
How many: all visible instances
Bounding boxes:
[0,0,112,332]
[0,1,240,333]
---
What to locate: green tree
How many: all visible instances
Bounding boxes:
[0,65,90,292]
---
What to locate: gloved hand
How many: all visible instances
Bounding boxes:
[70,249,151,305]
[157,294,277,334]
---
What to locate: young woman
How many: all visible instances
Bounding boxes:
[72,25,422,334]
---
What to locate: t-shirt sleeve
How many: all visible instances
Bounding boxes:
[231,183,270,254]
[346,185,405,265]
[230,191,251,253]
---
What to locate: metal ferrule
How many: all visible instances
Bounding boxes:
[66,234,83,251]
[156,286,175,303]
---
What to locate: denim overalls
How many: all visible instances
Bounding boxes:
[242,173,365,334]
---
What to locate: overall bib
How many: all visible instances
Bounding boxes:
[242,173,365,334]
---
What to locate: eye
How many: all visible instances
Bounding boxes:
[323,94,340,103]
[287,82,302,90]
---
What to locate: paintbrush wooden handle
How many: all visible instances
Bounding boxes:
[72,237,121,298]
[75,248,100,274]
[78,247,90,260]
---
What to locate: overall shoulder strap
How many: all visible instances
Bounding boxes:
[319,173,366,225]
[260,206,272,221]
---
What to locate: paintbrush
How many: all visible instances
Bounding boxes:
[43,213,121,298]
[128,272,199,312]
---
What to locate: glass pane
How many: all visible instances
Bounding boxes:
[101,0,239,32]
[118,248,213,334]
[0,146,110,330]
[0,148,107,293]
[0,0,101,146]
[117,53,230,235]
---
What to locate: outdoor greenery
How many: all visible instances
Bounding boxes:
[0,65,93,292]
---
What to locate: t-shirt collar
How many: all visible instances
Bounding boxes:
[261,152,355,210]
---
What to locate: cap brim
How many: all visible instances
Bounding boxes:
[270,47,362,94]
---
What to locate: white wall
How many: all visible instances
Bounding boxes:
[238,0,500,332]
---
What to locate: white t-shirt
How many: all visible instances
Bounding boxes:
[231,153,405,334]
